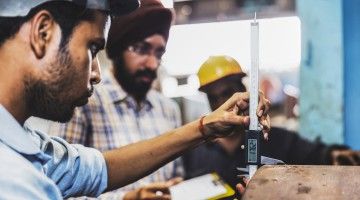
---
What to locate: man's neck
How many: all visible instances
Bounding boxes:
[118,82,149,109]
[0,85,29,126]
[0,46,29,125]
[133,93,147,106]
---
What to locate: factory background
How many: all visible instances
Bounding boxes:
[28,0,360,149]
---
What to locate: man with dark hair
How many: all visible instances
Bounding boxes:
[0,1,270,199]
[50,1,184,199]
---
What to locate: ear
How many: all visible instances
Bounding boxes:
[29,10,55,59]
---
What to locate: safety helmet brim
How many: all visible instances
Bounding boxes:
[198,72,246,92]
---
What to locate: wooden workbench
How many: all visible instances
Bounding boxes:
[242,165,360,200]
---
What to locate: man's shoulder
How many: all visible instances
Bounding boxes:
[0,143,60,198]
[148,90,179,108]
[0,142,39,175]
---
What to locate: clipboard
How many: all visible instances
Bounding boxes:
[170,173,235,200]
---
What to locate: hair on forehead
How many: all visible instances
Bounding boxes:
[0,1,107,48]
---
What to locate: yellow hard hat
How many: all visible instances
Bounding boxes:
[197,55,246,90]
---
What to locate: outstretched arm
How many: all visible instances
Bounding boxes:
[104,92,270,190]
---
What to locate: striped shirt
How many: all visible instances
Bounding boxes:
[49,71,183,199]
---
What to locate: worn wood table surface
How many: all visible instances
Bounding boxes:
[242,165,360,200]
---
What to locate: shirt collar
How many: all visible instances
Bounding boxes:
[101,71,154,111]
[0,105,41,155]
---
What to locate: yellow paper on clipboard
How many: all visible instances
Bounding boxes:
[170,173,235,200]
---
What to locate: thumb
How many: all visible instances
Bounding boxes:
[166,177,183,186]
[220,114,250,127]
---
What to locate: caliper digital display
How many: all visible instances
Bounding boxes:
[245,130,261,165]
[248,139,258,163]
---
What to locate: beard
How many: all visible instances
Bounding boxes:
[24,47,89,123]
[113,57,157,101]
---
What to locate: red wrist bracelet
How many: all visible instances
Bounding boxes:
[199,115,208,140]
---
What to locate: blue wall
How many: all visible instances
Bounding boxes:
[297,0,344,144]
[343,0,360,149]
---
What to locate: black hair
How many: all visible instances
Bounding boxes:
[0,1,99,48]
